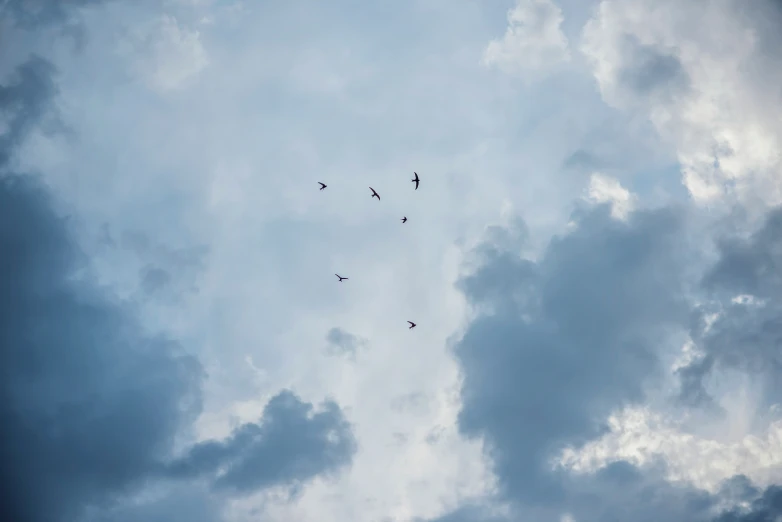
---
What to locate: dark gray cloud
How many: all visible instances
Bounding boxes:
[0,55,58,166]
[0,170,205,522]
[715,484,782,522]
[678,208,782,410]
[454,204,690,506]
[2,55,199,522]
[434,200,782,522]
[166,390,356,495]
[680,209,782,418]
[81,484,223,522]
[0,55,356,522]
[325,327,367,360]
[617,34,690,100]
[140,265,172,294]
[2,0,114,29]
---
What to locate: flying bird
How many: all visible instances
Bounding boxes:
[369,187,380,200]
[411,172,420,190]
[335,274,348,282]
[318,182,327,190]
[407,321,416,329]
[401,216,407,223]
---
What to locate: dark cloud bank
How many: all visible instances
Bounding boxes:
[428,200,782,522]
[0,48,355,522]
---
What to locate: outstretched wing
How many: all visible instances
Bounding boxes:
[370,187,380,199]
[407,321,414,326]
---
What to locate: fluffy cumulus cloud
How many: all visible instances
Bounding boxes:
[581,0,782,208]
[8,0,782,521]
[483,0,570,77]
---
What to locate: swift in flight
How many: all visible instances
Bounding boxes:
[335,274,348,282]
[370,187,380,200]
[407,321,416,329]
[318,182,327,190]
[411,172,419,190]
[401,216,407,223]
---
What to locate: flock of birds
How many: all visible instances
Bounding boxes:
[318,172,421,330]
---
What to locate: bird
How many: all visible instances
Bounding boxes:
[335,274,348,282]
[318,182,327,190]
[369,187,380,200]
[401,216,407,223]
[407,321,416,329]
[411,172,420,190]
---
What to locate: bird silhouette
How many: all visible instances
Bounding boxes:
[407,321,416,329]
[401,217,407,223]
[335,274,348,282]
[369,187,380,200]
[318,182,327,190]
[411,172,419,190]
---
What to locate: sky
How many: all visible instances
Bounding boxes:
[3,0,782,521]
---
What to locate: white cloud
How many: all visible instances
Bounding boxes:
[557,404,782,494]
[117,13,209,92]
[581,0,782,210]
[483,0,570,77]
[584,172,636,220]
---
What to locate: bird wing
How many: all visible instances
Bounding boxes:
[407,321,414,325]
[319,182,326,187]
[414,180,419,189]
[413,172,419,181]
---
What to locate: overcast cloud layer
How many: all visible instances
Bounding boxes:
[4,0,782,521]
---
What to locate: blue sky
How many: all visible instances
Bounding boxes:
[3,0,782,521]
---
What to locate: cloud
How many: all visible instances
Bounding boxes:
[581,0,782,207]
[454,203,690,507]
[1,0,114,28]
[0,55,58,166]
[679,208,782,410]
[0,51,355,522]
[437,191,782,521]
[116,13,209,92]
[483,0,570,77]
[0,167,204,522]
[140,264,172,294]
[325,327,367,360]
[715,484,782,522]
[558,407,782,493]
[12,1,782,521]
[166,389,356,494]
[584,173,637,220]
